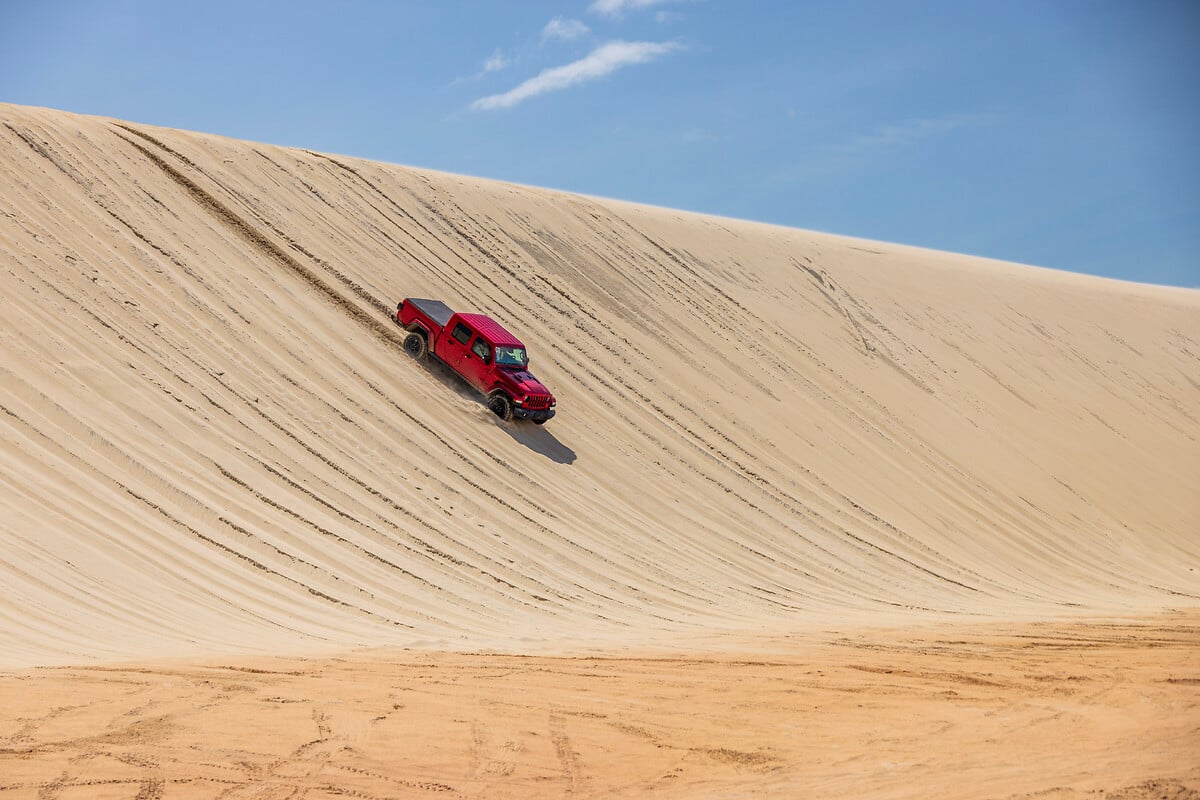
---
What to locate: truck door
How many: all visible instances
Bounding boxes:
[462,335,493,392]
[441,320,473,370]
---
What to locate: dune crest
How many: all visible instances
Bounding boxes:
[1,103,1197,667]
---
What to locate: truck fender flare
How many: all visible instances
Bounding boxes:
[405,321,432,340]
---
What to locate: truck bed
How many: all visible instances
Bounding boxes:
[406,298,455,330]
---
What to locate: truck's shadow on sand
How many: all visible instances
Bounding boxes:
[498,422,577,465]
[415,355,577,465]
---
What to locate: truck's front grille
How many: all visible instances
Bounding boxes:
[523,395,550,410]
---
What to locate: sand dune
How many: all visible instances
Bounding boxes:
[1,102,1197,669]
[2,103,1199,797]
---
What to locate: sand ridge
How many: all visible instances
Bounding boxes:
[1,102,1198,667]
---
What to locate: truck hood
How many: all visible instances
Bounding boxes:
[500,369,554,399]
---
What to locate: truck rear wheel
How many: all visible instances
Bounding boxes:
[403,331,427,360]
[488,392,513,421]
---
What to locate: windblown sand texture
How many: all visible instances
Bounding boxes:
[1,103,1197,797]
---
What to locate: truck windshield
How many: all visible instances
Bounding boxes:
[495,346,528,367]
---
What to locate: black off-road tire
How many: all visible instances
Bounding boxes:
[488,392,514,421]
[403,331,428,360]
[532,418,547,426]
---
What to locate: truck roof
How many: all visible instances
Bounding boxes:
[457,313,525,348]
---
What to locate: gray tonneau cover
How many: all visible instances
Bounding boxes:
[408,298,455,330]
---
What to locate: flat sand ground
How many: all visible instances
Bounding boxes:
[2,613,1198,799]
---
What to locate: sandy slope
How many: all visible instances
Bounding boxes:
[2,103,1200,798]
[1,103,1198,668]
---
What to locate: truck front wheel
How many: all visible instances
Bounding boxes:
[488,392,513,421]
[403,331,428,360]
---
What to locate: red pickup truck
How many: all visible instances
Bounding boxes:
[395,298,557,424]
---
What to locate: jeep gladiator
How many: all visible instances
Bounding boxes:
[395,298,557,424]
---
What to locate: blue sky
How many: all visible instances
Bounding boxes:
[2,0,1197,287]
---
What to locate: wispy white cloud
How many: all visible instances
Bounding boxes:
[590,0,682,17]
[833,113,992,155]
[472,40,679,111]
[683,127,718,143]
[772,112,998,183]
[543,17,590,42]
[483,49,509,73]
